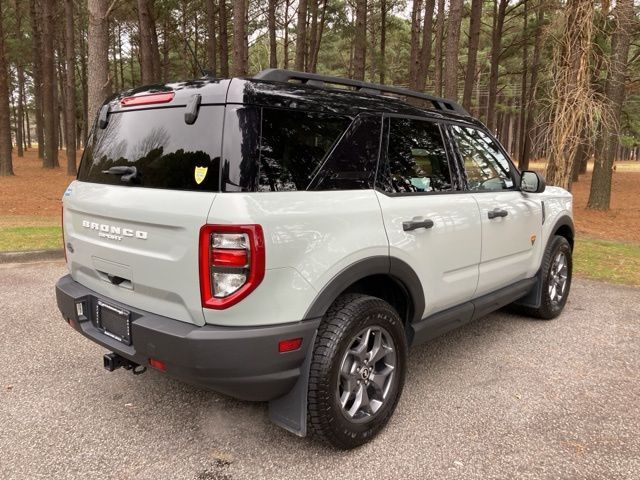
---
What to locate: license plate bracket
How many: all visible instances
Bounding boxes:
[96,300,132,345]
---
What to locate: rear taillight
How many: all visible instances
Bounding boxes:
[61,205,67,263]
[199,225,265,309]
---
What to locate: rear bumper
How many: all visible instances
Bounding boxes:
[55,275,319,401]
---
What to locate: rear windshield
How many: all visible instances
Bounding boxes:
[78,106,222,191]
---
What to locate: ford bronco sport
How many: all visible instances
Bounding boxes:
[56,69,574,449]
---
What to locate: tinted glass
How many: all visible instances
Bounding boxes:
[78,106,222,191]
[221,106,260,192]
[309,115,382,190]
[380,118,452,193]
[451,125,514,191]
[258,109,351,191]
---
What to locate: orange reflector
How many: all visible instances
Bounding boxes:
[121,92,175,107]
[149,358,167,371]
[278,338,303,353]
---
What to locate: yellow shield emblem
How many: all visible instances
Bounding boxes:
[194,166,208,185]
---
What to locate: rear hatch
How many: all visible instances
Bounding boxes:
[63,82,228,326]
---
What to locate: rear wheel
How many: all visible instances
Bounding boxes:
[307,294,407,449]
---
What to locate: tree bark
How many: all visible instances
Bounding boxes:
[516,0,528,164]
[137,0,156,84]
[409,0,423,89]
[42,0,59,168]
[268,0,277,68]
[29,0,44,159]
[219,0,229,77]
[87,0,112,129]
[13,0,25,157]
[588,0,633,209]
[462,0,483,110]
[433,0,445,96]
[519,1,544,171]
[487,0,508,132]
[443,0,464,100]
[64,0,77,175]
[206,0,218,74]
[353,0,367,80]
[309,0,327,73]
[416,0,435,92]
[231,0,247,76]
[0,0,13,176]
[380,0,387,84]
[295,0,308,71]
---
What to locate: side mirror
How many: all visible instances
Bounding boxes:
[520,171,546,193]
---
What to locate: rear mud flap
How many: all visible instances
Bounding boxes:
[268,331,317,437]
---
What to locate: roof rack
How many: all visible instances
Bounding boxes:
[253,68,469,117]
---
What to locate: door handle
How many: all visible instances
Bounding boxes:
[488,208,509,219]
[403,219,434,231]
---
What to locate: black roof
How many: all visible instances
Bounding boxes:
[103,69,482,128]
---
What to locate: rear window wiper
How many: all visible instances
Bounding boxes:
[101,166,139,183]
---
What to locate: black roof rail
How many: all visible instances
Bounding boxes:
[253,68,470,117]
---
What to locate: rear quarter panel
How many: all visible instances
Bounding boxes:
[203,190,388,326]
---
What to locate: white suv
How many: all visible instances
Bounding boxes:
[56,69,574,449]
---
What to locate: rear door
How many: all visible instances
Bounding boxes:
[63,99,225,326]
[375,115,481,319]
[449,124,543,296]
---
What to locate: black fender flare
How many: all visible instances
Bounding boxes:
[548,214,575,247]
[303,255,425,324]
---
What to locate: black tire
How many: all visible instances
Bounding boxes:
[519,235,573,320]
[307,294,407,450]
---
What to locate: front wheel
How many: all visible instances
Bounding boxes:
[307,294,407,449]
[523,235,573,320]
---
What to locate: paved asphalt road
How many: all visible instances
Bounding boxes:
[1,261,639,480]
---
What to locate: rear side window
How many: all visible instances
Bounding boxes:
[78,106,222,192]
[257,109,351,191]
[308,115,382,190]
[378,117,452,193]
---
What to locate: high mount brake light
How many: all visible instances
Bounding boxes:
[120,92,175,107]
[199,225,265,309]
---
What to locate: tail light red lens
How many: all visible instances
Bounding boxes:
[199,225,265,309]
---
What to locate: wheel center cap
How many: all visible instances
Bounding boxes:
[360,367,370,379]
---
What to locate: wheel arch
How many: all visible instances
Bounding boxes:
[303,256,425,325]
[550,214,575,250]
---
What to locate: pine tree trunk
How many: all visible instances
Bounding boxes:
[284,0,291,69]
[206,1,218,74]
[219,0,229,76]
[352,0,367,80]
[309,0,327,73]
[137,0,155,84]
[232,0,247,76]
[487,0,507,132]
[268,0,277,68]
[379,0,387,84]
[87,0,112,128]
[42,0,59,168]
[64,0,77,175]
[516,0,528,166]
[587,0,633,210]
[295,0,308,71]
[462,0,483,110]
[433,0,445,96]
[443,0,463,100]
[29,0,44,159]
[416,0,435,92]
[0,0,13,176]
[519,1,544,171]
[409,0,423,89]
[308,0,318,71]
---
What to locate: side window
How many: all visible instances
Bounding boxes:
[451,125,514,191]
[258,108,351,191]
[379,117,452,193]
[308,115,382,191]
